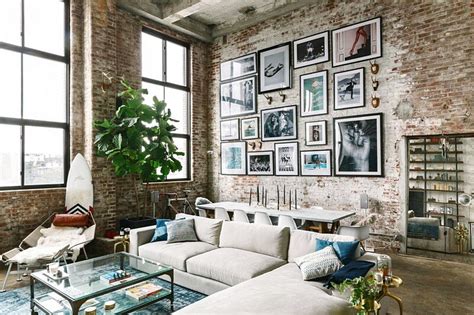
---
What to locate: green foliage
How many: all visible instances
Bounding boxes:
[94,79,183,183]
[333,274,381,313]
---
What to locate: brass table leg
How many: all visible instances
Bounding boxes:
[378,286,403,315]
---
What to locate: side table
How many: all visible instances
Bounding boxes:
[377,275,403,314]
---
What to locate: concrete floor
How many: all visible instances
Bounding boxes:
[1,253,473,314]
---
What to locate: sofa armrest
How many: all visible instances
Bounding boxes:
[129,226,156,256]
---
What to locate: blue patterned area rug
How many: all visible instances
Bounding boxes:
[0,279,206,314]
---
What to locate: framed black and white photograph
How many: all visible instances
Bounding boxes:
[300,70,328,116]
[220,53,257,81]
[241,117,259,140]
[293,31,329,68]
[305,121,327,146]
[220,76,257,118]
[275,142,299,176]
[220,119,239,141]
[261,105,297,142]
[300,150,332,176]
[332,17,382,67]
[258,42,292,93]
[334,113,383,177]
[334,68,365,110]
[221,142,247,175]
[247,151,274,175]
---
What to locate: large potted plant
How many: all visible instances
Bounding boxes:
[95,78,183,228]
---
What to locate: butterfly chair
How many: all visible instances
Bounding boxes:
[0,212,96,292]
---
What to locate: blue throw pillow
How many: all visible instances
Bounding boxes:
[151,219,171,242]
[316,239,359,265]
[324,260,375,288]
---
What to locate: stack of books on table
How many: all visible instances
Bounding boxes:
[125,281,163,301]
[100,270,132,284]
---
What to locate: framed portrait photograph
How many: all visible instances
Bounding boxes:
[261,105,297,142]
[332,17,382,67]
[247,151,274,176]
[258,42,292,93]
[220,119,239,141]
[220,76,257,118]
[275,142,299,176]
[334,68,365,110]
[293,31,329,68]
[305,121,327,146]
[241,117,259,140]
[300,150,332,176]
[220,53,257,81]
[333,113,383,177]
[300,70,328,116]
[221,142,247,175]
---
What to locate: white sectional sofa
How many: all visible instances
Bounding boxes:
[129,214,379,314]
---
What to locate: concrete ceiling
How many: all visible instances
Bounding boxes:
[117,0,318,43]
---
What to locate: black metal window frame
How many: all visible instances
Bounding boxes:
[141,27,191,181]
[0,0,70,190]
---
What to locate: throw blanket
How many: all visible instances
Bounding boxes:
[11,226,86,265]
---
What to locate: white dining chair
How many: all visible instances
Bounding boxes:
[215,207,231,221]
[278,215,298,230]
[197,209,208,218]
[254,211,272,225]
[337,225,370,251]
[233,209,250,223]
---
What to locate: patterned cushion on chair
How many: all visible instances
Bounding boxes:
[294,246,343,281]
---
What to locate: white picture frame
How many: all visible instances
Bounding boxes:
[221,142,247,175]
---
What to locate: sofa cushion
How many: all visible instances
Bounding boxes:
[186,248,286,286]
[219,221,290,260]
[151,219,171,242]
[288,229,358,263]
[138,241,216,271]
[295,246,343,280]
[166,219,198,243]
[316,239,360,265]
[176,214,223,246]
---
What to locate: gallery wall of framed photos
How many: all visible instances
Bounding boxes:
[218,16,384,178]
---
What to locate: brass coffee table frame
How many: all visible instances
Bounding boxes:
[377,275,403,315]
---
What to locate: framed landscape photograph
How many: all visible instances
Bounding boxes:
[261,105,297,142]
[220,76,257,118]
[258,42,292,93]
[332,17,382,67]
[241,117,259,140]
[334,68,365,110]
[220,53,257,81]
[293,31,329,68]
[300,150,332,176]
[275,142,299,176]
[305,121,327,146]
[221,142,247,175]
[220,119,239,141]
[247,151,274,175]
[300,70,328,116]
[333,113,383,177]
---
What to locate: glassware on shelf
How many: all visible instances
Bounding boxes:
[376,254,392,284]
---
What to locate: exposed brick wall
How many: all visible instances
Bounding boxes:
[208,0,474,248]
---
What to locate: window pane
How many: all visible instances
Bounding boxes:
[142,32,163,81]
[0,0,22,45]
[166,41,186,86]
[24,126,64,185]
[0,49,21,118]
[167,138,188,180]
[23,55,66,122]
[24,0,65,55]
[142,81,164,106]
[165,87,188,134]
[0,124,21,187]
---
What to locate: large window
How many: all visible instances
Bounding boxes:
[0,0,70,189]
[141,28,191,181]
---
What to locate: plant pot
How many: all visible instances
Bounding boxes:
[119,217,156,230]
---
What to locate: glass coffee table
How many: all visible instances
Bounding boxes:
[30,252,173,314]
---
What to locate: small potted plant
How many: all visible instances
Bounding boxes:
[333,274,381,314]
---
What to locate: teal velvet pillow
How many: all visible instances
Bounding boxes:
[151,219,171,242]
[316,239,359,265]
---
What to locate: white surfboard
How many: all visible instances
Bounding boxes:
[65,153,94,214]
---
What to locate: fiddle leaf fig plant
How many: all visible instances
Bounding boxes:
[94,78,183,217]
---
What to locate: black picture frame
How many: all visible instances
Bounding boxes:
[258,42,292,94]
[260,105,298,142]
[305,120,327,146]
[300,149,332,176]
[293,31,330,69]
[333,67,365,110]
[241,117,259,140]
[220,53,257,82]
[300,70,328,117]
[274,142,299,176]
[331,17,382,67]
[220,141,247,175]
[333,113,384,177]
[220,75,257,119]
[220,118,240,141]
[247,150,274,176]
